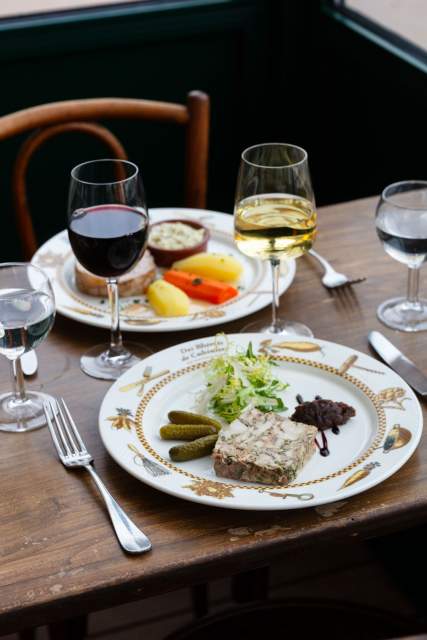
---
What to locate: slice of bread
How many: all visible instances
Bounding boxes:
[75,250,156,298]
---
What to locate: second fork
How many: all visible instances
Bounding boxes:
[308,249,366,289]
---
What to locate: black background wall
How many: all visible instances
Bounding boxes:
[0,0,426,259]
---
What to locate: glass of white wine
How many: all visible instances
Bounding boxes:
[234,143,317,336]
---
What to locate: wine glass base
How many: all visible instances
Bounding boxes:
[240,318,313,337]
[0,391,57,432]
[377,296,427,332]
[80,342,152,380]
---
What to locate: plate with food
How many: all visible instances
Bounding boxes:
[31,208,296,332]
[98,333,422,510]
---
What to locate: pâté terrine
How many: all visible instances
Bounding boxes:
[213,407,317,485]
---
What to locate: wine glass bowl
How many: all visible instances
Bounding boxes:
[68,203,148,278]
[0,263,56,432]
[68,159,151,380]
[375,180,427,332]
[234,143,317,336]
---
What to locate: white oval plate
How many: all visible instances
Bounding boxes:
[99,333,422,510]
[31,208,296,333]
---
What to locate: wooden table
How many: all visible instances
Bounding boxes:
[2,195,427,635]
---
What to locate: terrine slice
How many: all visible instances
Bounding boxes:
[212,407,317,485]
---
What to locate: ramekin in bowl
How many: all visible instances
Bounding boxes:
[148,219,210,268]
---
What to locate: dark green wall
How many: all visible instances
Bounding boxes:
[0,0,273,260]
[256,1,427,209]
[1,0,427,260]
[310,4,427,206]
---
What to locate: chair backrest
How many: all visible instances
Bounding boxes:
[387,637,427,640]
[163,599,423,640]
[0,91,210,259]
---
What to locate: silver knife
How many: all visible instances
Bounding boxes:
[18,351,38,376]
[368,330,427,396]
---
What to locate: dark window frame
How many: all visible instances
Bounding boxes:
[0,0,241,66]
[0,0,231,31]
[323,0,427,73]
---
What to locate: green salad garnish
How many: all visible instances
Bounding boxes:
[198,342,288,423]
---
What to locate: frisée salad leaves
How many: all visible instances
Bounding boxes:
[197,341,288,423]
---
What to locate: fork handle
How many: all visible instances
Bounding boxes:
[308,249,335,274]
[85,464,152,554]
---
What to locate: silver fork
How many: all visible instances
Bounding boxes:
[43,398,151,554]
[308,249,366,289]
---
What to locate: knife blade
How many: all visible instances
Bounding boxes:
[19,350,38,376]
[368,330,427,396]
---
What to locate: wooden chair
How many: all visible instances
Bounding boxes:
[0,92,210,260]
[163,599,424,640]
[387,636,427,640]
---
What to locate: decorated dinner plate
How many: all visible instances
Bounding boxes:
[98,333,422,510]
[31,208,296,333]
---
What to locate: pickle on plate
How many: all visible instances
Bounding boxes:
[168,410,222,432]
[169,434,218,462]
[160,424,217,440]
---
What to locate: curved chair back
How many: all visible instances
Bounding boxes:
[0,92,209,259]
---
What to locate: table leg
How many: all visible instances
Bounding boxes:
[191,584,209,618]
[18,631,37,640]
[231,566,270,603]
[47,615,88,640]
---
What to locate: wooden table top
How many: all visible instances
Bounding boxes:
[2,195,427,634]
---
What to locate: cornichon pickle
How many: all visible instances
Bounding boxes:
[160,424,217,440]
[168,410,222,432]
[169,434,218,462]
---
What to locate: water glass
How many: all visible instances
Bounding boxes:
[376,180,427,331]
[0,263,56,432]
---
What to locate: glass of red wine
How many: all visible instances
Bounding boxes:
[68,159,151,380]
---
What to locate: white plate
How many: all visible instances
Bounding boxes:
[98,333,422,510]
[31,208,296,332]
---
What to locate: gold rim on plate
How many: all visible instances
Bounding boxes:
[134,355,387,490]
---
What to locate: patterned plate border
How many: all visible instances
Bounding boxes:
[134,355,387,490]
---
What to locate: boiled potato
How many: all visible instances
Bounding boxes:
[147,280,190,317]
[172,253,242,282]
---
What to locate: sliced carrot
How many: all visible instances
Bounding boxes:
[163,270,238,304]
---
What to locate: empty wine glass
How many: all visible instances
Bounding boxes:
[68,159,151,380]
[0,263,56,432]
[234,143,317,336]
[376,180,427,332]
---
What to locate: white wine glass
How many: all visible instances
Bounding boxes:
[0,263,56,432]
[234,142,317,336]
[376,180,427,331]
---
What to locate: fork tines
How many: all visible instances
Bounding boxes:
[331,276,366,290]
[346,277,366,286]
[43,398,87,459]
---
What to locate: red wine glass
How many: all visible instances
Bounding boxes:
[68,159,151,380]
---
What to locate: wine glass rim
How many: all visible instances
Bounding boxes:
[382,180,427,210]
[70,159,139,185]
[241,143,308,169]
[0,262,51,299]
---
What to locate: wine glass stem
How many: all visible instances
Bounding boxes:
[407,266,421,308]
[270,258,281,331]
[10,357,27,403]
[107,279,124,355]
